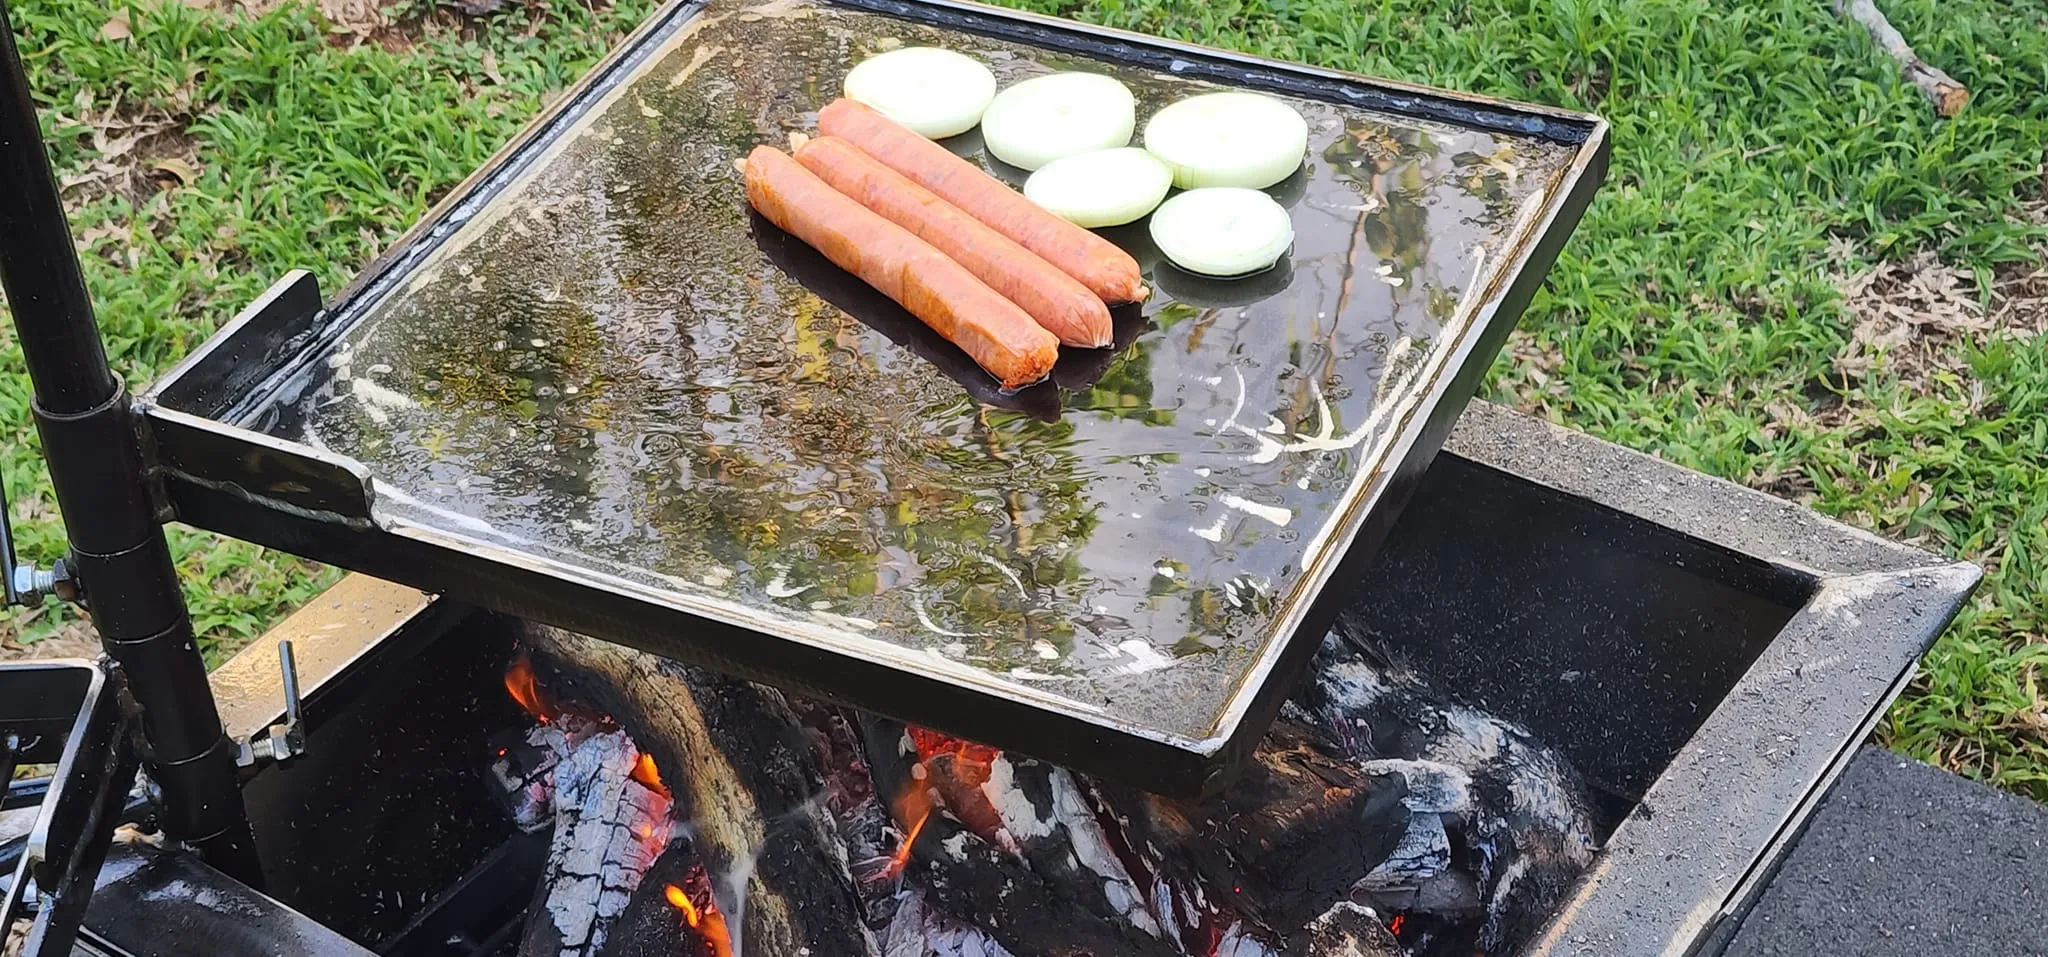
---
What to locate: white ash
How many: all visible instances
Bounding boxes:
[1360,812,1450,892]
[1355,759,1471,814]
[979,756,1053,842]
[491,724,572,832]
[1214,922,1279,957]
[1046,768,1160,937]
[880,887,1015,957]
[500,722,673,957]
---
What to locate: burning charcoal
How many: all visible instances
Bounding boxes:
[859,715,1183,957]
[1285,902,1403,957]
[497,621,1594,957]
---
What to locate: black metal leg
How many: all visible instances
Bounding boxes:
[0,1,259,882]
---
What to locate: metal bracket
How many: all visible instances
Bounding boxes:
[235,640,305,767]
[0,483,78,609]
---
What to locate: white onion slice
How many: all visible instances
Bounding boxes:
[979,72,1135,171]
[1022,148,1172,228]
[1148,188,1294,277]
[1142,91,1308,190]
[842,47,996,139]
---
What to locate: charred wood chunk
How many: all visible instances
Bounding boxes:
[859,715,1181,957]
[598,839,735,957]
[515,728,672,957]
[519,624,870,957]
[1296,629,1600,954]
[1102,722,1411,937]
[1284,902,1404,957]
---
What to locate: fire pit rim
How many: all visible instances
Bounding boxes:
[1443,401,1979,954]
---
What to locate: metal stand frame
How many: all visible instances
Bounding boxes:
[0,0,258,880]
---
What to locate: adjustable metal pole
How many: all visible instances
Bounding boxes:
[0,1,259,881]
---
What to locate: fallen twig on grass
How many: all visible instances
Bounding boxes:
[1834,0,1970,117]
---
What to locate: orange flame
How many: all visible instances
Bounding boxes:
[883,803,932,880]
[663,883,734,957]
[504,652,555,723]
[664,883,699,924]
[630,752,670,798]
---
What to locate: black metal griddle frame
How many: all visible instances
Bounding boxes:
[135,0,1613,798]
[0,660,141,957]
[0,0,259,902]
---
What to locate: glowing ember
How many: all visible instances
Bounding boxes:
[503,652,556,722]
[902,726,1007,847]
[664,882,735,957]
[630,752,670,797]
[907,726,1001,769]
[1387,914,1405,936]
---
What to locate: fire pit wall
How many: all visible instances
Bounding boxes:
[222,404,1969,957]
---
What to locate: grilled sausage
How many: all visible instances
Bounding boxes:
[744,146,1058,389]
[796,135,1112,348]
[816,98,1149,306]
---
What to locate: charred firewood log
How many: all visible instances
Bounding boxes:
[489,700,673,957]
[1293,627,1599,956]
[596,836,739,957]
[518,623,872,957]
[1092,721,1413,939]
[786,699,904,929]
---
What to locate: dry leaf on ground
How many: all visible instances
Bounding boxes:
[100,10,133,40]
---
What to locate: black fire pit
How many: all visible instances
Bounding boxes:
[107,401,1968,957]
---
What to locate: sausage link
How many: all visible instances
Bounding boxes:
[796,135,1112,348]
[817,98,1148,306]
[744,146,1058,389]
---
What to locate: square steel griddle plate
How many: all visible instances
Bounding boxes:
[144,0,1608,794]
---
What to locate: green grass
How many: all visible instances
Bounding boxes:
[0,0,652,659]
[1,0,2044,797]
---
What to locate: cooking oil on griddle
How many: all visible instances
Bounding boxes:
[254,0,1577,740]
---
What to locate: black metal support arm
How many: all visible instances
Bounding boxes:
[0,1,259,881]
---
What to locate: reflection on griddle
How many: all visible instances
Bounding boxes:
[937,127,986,161]
[1050,304,1147,392]
[1153,258,1295,308]
[1265,165,1311,209]
[264,0,1584,745]
[751,210,1069,420]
